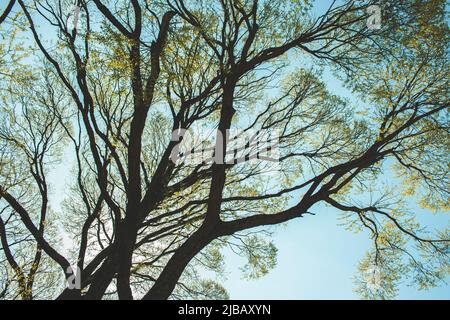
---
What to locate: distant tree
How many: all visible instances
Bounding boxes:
[0,0,448,300]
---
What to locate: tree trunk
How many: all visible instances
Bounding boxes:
[116,217,139,300]
[142,223,218,300]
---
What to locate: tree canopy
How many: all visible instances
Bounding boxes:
[0,0,448,300]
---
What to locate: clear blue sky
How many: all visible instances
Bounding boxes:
[222,204,449,299]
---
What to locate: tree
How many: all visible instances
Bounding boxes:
[0,0,448,300]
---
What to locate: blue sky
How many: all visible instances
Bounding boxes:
[222,204,449,299]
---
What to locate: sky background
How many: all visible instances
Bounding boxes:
[1,0,448,300]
